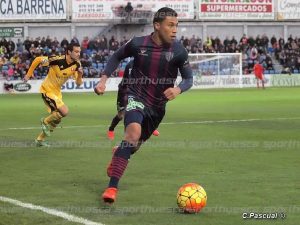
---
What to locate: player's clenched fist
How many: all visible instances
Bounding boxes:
[164,87,181,100]
[94,75,108,95]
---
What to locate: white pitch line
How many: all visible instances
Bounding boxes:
[1,125,103,131]
[0,117,300,131]
[0,196,104,225]
[161,117,300,125]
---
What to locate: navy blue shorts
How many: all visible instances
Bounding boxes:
[124,96,165,142]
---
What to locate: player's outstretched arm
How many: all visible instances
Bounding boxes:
[24,56,49,82]
[94,39,134,95]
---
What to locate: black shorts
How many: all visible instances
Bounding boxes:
[41,93,58,113]
[124,96,165,142]
[117,85,128,112]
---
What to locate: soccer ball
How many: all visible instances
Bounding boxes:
[177,183,207,213]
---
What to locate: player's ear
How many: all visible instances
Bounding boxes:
[154,22,160,31]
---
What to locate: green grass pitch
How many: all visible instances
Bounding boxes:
[0,88,299,225]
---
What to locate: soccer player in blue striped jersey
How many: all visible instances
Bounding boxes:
[95,7,193,203]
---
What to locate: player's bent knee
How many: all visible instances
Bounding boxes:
[58,106,69,117]
[124,122,142,144]
[124,132,141,144]
[59,111,68,117]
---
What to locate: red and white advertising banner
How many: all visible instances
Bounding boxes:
[199,0,274,20]
[72,0,194,20]
[277,0,300,20]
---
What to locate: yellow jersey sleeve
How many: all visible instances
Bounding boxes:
[26,56,49,78]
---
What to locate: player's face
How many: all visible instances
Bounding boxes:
[69,46,81,61]
[157,16,178,44]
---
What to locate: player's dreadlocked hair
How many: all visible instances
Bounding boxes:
[153,7,177,24]
[66,43,80,54]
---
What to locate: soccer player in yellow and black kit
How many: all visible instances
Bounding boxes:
[24,43,83,147]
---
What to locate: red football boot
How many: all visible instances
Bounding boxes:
[152,130,160,136]
[107,131,115,140]
[102,187,118,203]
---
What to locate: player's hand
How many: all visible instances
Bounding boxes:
[78,67,83,76]
[164,87,181,100]
[23,75,30,83]
[94,75,108,95]
[94,83,106,95]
